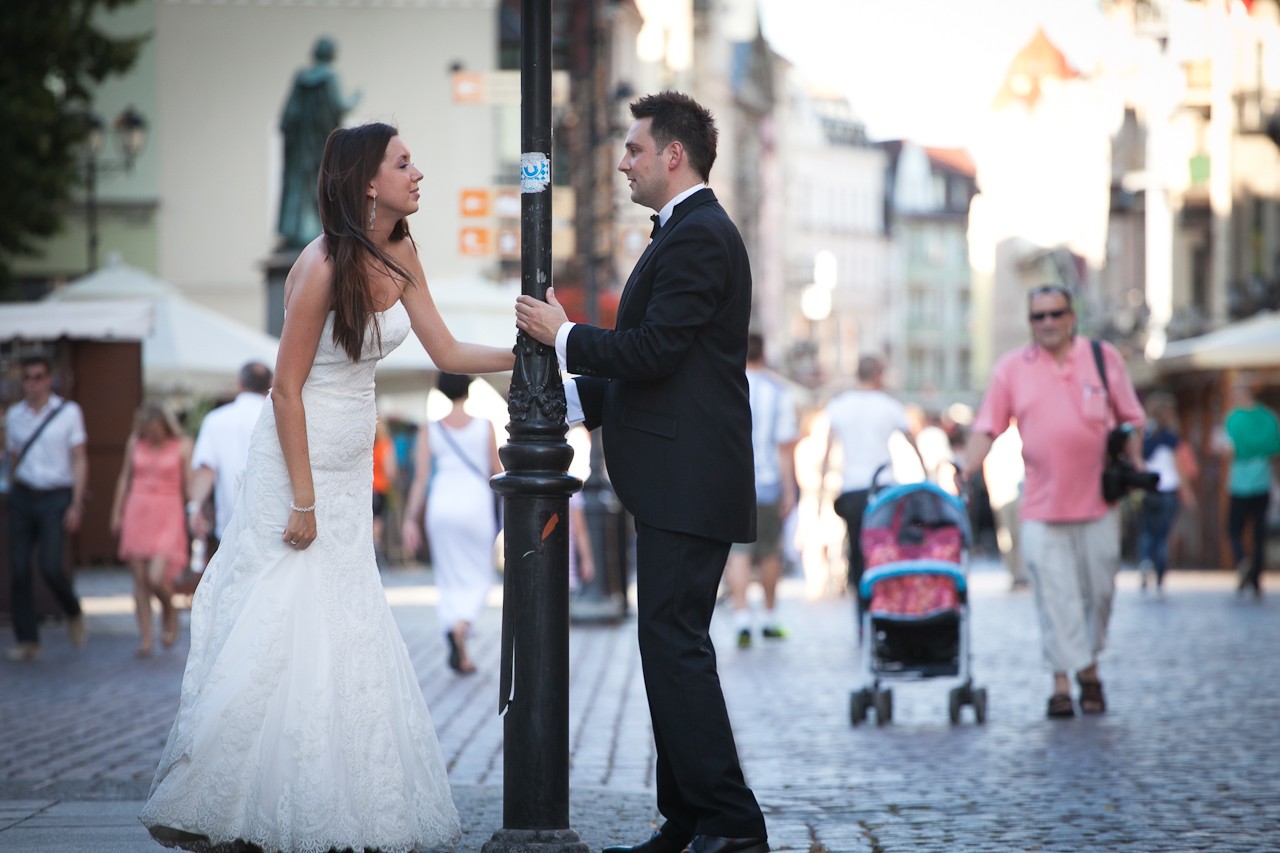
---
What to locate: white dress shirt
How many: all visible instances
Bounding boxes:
[6,394,86,490]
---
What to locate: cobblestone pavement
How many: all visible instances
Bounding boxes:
[1,558,1278,852]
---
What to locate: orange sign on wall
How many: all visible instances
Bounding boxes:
[451,72,485,104]
[460,189,490,218]
[459,227,492,257]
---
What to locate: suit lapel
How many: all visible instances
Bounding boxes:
[616,189,717,324]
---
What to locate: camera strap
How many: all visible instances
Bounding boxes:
[1090,339,1115,420]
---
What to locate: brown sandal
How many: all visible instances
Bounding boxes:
[1046,692,1075,718]
[1077,677,1106,714]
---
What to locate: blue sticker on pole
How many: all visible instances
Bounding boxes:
[520,152,550,193]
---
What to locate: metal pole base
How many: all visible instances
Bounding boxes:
[481,827,590,853]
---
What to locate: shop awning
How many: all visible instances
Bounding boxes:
[1155,311,1280,371]
[43,258,280,395]
[0,301,154,343]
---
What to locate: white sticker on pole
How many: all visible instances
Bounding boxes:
[520,153,551,193]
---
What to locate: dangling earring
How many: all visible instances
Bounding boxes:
[368,195,377,230]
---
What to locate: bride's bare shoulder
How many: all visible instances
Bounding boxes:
[284,238,334,303]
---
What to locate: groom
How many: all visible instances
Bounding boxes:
[516,91,767,853]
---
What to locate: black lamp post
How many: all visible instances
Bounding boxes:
[83,106,147,272]
[481,1,587,852]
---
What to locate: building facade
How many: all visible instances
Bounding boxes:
[881,142,979,407]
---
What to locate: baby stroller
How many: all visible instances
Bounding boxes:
[849,479,987,726]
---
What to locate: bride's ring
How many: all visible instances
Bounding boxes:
[290,539,299,546]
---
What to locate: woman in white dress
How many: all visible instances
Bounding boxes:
[139,122,514,852]
[401,374,500,676]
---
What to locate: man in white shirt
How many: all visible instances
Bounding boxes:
[187,362,272,545]
[5,356,89,661]
[821,355,918,608]
[724,333,798,647]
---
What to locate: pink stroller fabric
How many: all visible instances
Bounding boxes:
[867,573,960,618]
[860,487,967,619]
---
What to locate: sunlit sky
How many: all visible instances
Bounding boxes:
[757,0,1112,150]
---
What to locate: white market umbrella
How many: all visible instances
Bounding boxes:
[1156,311,1280,372]
[0,300,153,343]
[43,256,280,396]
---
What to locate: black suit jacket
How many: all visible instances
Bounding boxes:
[569,188,755,544]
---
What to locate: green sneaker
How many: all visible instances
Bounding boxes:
[737,629,752,648]
[761,625,788,640]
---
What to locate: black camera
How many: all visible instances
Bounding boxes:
[1101,424,1160,503]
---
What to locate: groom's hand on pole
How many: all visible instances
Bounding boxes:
[515,287,569,347]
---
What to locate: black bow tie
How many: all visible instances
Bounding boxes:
[650,214,661,239]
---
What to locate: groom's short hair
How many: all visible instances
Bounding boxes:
[630,91,718,183]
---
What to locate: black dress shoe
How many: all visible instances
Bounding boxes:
[602,831,687,853]
[685,836,769,853]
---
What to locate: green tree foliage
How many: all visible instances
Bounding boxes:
[0,0,147,294]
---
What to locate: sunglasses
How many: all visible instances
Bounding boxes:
[22,372,49,382]
[1029,309,1070,322]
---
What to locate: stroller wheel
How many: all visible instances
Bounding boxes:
[973,687,988,724]
[874,689,893,725]
[850,690,870,726]
[948,687,964,724]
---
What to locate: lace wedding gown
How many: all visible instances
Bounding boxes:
[140,302,461,852]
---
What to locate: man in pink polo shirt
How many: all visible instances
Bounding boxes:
[963,285,1144,718]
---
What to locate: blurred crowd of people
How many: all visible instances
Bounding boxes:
[3,360,594,672]
[3,343,1278,693]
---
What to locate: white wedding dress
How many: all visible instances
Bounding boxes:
[140,302,461,852]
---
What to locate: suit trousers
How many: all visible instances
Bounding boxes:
[8,484,82,644]
[634,521,766,841]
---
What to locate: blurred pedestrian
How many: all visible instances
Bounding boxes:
[1137,392,1189,595]
[963,284,1144,718]
[914,408,954,489]
[567,424,596,594]
[141,122,512,851]
[821,354,918,607]
[983,423,1027,590]
[515,91,768,853]
[568,490,596,594]
[792,409,845,597]
[110,402,193,657]
[725,332,798,647]
[4,355,89,662]
[389,416,420,563]
[187,362,272,550]
[1221,377,1280,599]
[372,418,397,567]
[401,373,501,675]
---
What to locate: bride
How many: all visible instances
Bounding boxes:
[140,122,514,852]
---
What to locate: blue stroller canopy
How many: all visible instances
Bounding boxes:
[863,482,973,548]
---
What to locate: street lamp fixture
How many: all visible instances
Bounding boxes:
[83,105,148,272]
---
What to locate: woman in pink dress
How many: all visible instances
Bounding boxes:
[110,402,193,656]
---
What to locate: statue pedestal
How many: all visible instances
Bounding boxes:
[263,248,301,337]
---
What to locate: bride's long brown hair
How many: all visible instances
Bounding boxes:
[317,123,416,362]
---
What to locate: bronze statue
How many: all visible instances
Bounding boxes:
[277,37,360,249]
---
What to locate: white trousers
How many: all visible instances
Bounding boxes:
[1021,511,1121,674]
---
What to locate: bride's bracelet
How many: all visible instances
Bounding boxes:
[290,502,316,513]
